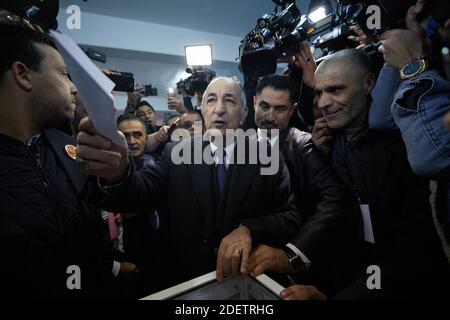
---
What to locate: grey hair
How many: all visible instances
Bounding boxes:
[316,48,373,77]
[200,76,247,110]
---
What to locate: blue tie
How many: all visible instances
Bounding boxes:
[216,149,226,195]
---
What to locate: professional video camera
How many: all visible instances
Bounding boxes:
[176,67,216,96]
[105,70,158,96]
[238,0,421,77]
[1,0,59,30]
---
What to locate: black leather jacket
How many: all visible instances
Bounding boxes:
[279,127,358,294]
[0,129,116,299]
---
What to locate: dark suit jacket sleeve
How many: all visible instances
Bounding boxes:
[81,202,118,270]
[289,138,356,265]
[0,215,58,297]
[373,166,448,296]
[85,145,171,214]
[241,155,302,248]
[333,169,440,299]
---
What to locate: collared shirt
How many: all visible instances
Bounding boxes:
[257,128,279,147]
[210,140,236,169]
[135,153,156,170]
[26,133,42,147]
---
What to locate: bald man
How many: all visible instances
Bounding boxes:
[307,49,449,299]
[76,77,300,290]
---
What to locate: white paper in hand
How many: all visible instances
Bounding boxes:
[49,30,125,148]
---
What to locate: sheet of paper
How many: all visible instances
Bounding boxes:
[360,204,375,244]
[49,30,125,148]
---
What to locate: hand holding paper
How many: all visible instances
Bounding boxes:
[76,117,129,185]
[49,30,126,148]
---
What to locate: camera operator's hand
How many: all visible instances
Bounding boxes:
[195,91,204,109]
[0,9,44,33]
[312,117,333,156]
[126,88,144,114]
[127,90,144,106]
[347,26,376,49]
[168,96,188,114]
[291,41,317,88]
[178,87,190,98]
[378,0,432,70]
[155,125,170,143]
[76,117,129,186]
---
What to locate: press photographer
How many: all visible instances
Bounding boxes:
[172,66,216,112]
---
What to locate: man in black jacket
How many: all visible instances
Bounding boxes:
[308,48,450,299]
[0,18,118,299]
[248,75,357,296]
[76,76,302,289]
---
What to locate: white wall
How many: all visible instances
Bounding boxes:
[58,11,241,62]
[57,9,245,110]
[90,48,242,110]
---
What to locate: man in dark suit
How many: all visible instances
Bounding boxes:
[304,48,449,299]
[76,76,302,289]
[248,75,357,297]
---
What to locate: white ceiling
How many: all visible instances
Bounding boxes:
[60,0,309,37]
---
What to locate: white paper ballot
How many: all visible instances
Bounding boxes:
[49,30,125,148]
[360,204,375,244]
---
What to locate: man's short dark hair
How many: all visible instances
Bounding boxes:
[182,111,204,123]
[0,23,56,78]
[136,101,155,113]
[256,75,299,103]
[117,114,147,128]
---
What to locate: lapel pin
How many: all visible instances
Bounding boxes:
[65,144,77,160]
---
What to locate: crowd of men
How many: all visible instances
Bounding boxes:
[0,0,449,299]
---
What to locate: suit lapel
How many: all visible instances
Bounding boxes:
[221,142,258,233]
[188,141,216,231]
[43,129,88,195]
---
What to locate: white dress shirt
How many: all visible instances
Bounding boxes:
[210,140,236,169]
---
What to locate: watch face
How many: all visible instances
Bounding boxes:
[403,59,423,77]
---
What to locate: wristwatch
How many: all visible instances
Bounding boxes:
[282,246,304,273]
[399,57,429,80]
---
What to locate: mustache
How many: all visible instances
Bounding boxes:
[260,120,276,126]
[128,144,140,150]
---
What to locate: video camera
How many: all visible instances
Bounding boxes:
[176,67,216,96]
[1,0,59,30]
[105,70,158,96]
[238,0,421,77]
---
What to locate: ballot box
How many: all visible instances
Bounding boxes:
[141,271,285,300]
